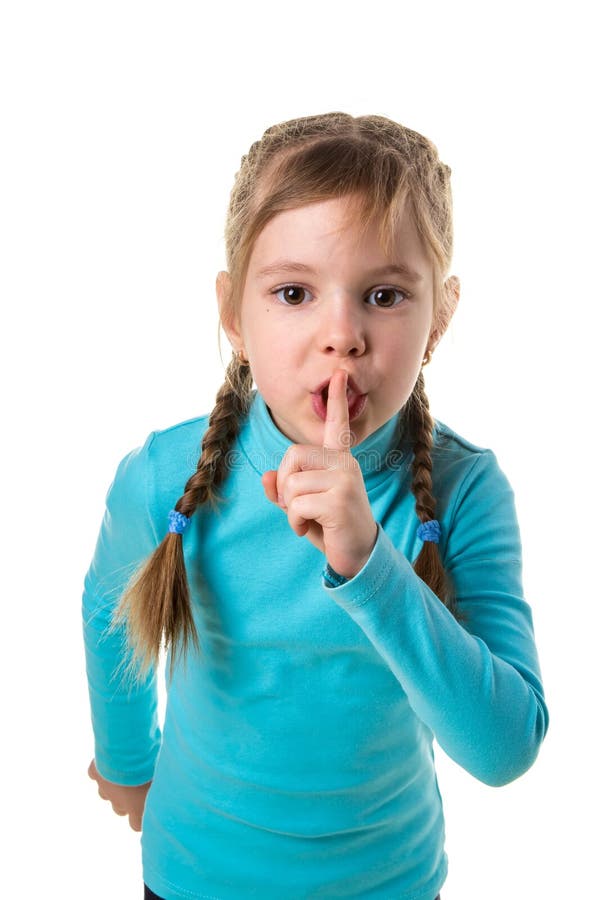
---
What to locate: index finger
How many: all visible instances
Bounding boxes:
[323,369,351,452]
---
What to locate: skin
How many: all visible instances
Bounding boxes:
[87,758,151,832]
[218,194,459,578]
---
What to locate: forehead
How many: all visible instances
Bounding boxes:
[248,196,429,273]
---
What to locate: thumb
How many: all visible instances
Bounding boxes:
[261,470,279,504]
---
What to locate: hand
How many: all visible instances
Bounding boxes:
[87,758,152,833]
[261,368,378,579]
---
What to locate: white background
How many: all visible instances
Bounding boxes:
[1,1,597,897]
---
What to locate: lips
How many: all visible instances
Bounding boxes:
[311,390,368,422]
[312,374,365,403]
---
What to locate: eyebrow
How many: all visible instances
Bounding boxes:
[255,259,424,284]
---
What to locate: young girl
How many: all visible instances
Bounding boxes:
[83,112,549,900]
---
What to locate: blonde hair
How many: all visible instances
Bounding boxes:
[111,112,462,686]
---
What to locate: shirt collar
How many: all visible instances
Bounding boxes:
[238,389,410,491]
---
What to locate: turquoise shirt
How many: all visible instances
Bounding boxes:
[82,390,548,900]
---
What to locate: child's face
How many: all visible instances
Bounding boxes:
[219,194,440,448]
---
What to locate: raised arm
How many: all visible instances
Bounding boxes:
[322,449,549,787]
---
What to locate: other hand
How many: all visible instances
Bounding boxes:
[87,758,152,833]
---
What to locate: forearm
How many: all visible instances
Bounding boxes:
[83,591,162,784]
[81,436,162,784]
[324,523,548,786]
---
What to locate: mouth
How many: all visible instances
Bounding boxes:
[311,375,368,422]
[313,374,365,405]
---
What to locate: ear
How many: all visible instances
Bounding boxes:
[428,275,460,353]
[216,271,244,352]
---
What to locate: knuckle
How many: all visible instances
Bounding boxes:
[286,472,301,494]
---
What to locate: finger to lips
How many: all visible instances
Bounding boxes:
[275,369,351,508]
[323,369,351,453]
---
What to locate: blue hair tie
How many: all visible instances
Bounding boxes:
[417,519,441,543]
[168,509,190,535]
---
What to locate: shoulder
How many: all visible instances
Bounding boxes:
[428,420,521,567]
[110,412,212,530]
[430,417,498,480]
[145,410,212,492]
[117,412,211,474]
[147,411,212,457]
[432,417,492,457]
[427,418,515,522]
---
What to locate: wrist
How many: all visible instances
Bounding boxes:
[324,523,379,583]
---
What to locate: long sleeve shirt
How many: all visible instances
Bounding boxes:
[82,389,549,900]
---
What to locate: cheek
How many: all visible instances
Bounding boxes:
[391,319,429,357]
[248,355,292,402]
[247,311,289,354]
[381,334,426,390]
[385,331,421,364]
[250,322,298,370]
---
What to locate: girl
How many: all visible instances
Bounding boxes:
[83,112,549,900]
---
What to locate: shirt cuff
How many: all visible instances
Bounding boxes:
[321,523,382,589]
[322,564,349,588]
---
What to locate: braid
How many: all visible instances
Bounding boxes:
[408,371,438,525]
[406,371,462,621]
[176,355,253,518]
[110,354,253,685]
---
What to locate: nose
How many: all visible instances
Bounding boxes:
[318,295,366,357]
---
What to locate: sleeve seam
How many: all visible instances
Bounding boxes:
[445,449,493,552]
[342,530,396,608]
[144,431,161,546]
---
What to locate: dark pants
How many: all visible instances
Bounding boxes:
[144,883,440,899]
[144,887,164,900]
[144,884,162,900]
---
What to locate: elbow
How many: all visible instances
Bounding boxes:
[478,694,550,788]
[479,754,539,788]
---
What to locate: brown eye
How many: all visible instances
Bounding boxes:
[272,285,311,306]
[367,287,409,308]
